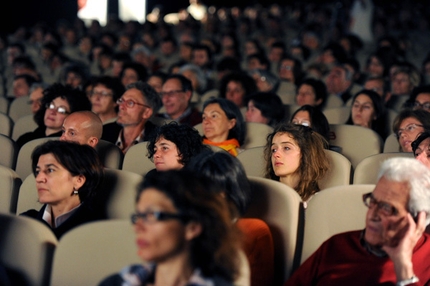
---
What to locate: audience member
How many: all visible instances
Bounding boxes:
[393,109,430,152]
[12,74,39,98]
[146,71,167,94]
[278,55,304,86]
[89,76,124,123]
[295,78,328,110]
[249,69,280,93]
[60,111,103,148]
[28,82,50,114]
[403,85,430,112]
[244,91,285,127]
[363,75,390,103]
[325,62,354,103]
[219,71,257,108]
[119,62,148,88]
[290,105,331,143]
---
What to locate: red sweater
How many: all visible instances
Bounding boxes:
[285,230,430,286]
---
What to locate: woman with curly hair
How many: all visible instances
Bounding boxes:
[264,122,329,203]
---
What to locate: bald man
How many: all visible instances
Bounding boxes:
[60,111,103,148]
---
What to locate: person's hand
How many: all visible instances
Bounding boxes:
[382,211,426,280]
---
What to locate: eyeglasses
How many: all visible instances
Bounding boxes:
[131,211,187,224]
[292,119,311,127]
[280,65,293,71]
[396,123,423,139]
[362,192,398,216]
[159,90,183,98]
[413,101,430,111]
[90,90,113,98]
[116,98,150,109]
[45,103,70,115]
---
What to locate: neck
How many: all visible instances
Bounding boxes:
[279,174,300,190]
[168,108,188,120]
[97,111,117,123]
[45,127,60,136]
[122,122,145,147]
[50,195,80,221]
[154,252,194,286]
[206,134,229,143]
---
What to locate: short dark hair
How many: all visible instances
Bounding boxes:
[290,104,330,142]
[412,131,430,155]
[164,73,193,93]
[203,97,247,146]
[297,78,328,109]
[247,52,271,71]
[92,76,125,102]
[245,92,285,127]
[147,122,209,166]
[31,141,104,202]
[404,85,430,109]
[120,62,148,83]
[125,81,162,113]
[219,71,257,103]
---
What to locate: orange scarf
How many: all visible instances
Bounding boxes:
[203,138,240,156]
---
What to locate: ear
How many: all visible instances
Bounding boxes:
[227,118,236,130]
[142,107,153,120]
[88,136,99,148]
[73,174,86,191]
[315,98,322,106]
[185,90,192,102]
[185,221,202,241]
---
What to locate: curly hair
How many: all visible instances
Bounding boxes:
[146,122,209,166]
[264,122,329,201]
[138,170,241,282]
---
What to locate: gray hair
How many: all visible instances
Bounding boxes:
[126,81,162,114]
[377,157,430,226]
[178,64,207,92]
[29,82,50,94]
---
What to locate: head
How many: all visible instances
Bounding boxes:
[185,150,251,217]
[116,81,161,128]
[325,63,353,95]
[120,62,149,88]
[264,122,329,201]
[147,71,167,94]
[391,65,420,96]
[348,89,385,129]
[290,105,330,142]
[89,76,124,117]
[202,97,246,146]
[62,62,90,89]
[32,140,104,203]
[29,82,50,114]
[244,92,285,127]
[296,78,328,109]
[147,122,208,171]
[412,132,430,169]
[249,69,279,93]
[404,85,430,112]
[364,76,389,100]
[160,74,193,120]
[393,109,430,152]
[364,158,430,247]
[13,74,39,98]
[278,55,303,84]
[192,44,212,69]
[133,170,240,281]
[178,64,207,94]
[219,71,257,108]
[246,53,270,71]
[60,111,103,148]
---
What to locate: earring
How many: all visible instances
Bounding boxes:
[73,188,78,195]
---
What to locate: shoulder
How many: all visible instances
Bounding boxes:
[19,209,41,218]
[101,122,122,143]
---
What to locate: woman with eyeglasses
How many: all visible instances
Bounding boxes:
[412,131,430,169]
[402,84,430,112]
[290,105,331,143]
[89,76,124,124]
[244,91,285,128]
[264,122,329,205]
[16,83,92,150]
[392,109,430,152]
[99,170,242,286]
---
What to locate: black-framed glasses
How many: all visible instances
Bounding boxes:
[396,123,423,139]
[413,101,430,111]
[90,90,113,98]
[131,211,187,224]
[45,103,70,115]
[116,98,150,109]
[362,192,399,216]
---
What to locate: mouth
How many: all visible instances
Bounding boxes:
[136,239,149,248]
[273,161,283,166]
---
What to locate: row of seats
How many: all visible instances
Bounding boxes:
[0,177,375,286]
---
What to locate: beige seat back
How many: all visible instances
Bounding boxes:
[284,104,300,120]
[301,184,375,264]
[319,149,352,189]
[324,94,344,109]
[383,133,400,153]
[11,114,38,141]
[353,152,414,184]
[15,137,59,179]
[0,165,22,214]
[0,134,18,169]
[329,124,383,169]
[0,96,9,114]
[122,141,154,175]
[242,122,273,149]
[237,146,266,177]
[95,139,124,169]
[0,112,13,137]
[322,106,350,124]
[50,219,140,286]
[276,81,296,105]
[0,212,58,286]
[16,174,40,214]
[8,96,32,122]
[244,176,304,285]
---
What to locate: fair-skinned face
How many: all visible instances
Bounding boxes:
[392,72,412,96]
[364,79,385,98]
[271,132,301,183]
[13,78,30,97]
[134,188,199,263]
[90,84,117,116]
[326,66,351,94]
[296,84,321,106]
[351,94,376,128]
[279,59,295,82]
[225,81,246,107]
[29,87,44,114]
[245,100,268,124]
[153,137,183,171]
[364,177,409,248]
[60,114,97,147]
[147,76,164,94]
[116,88,152,127]
[44,97,71,132]
[161,79,191,120]
[292,111,311,127]
[397,117,424,153]
[121,68,139,87]
[202,103,236,143]
[413,93,430,112]
[35,153,85,210]
[65,72,83,88]
[367,56,384,77]
[192,49,209,68]
[414,137,430,169]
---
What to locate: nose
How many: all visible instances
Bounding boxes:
[154,149,161,158]
[59,133,66,141]
[417,152,427,164]
[35,172,46,183]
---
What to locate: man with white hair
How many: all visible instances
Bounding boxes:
[286,157,430,285]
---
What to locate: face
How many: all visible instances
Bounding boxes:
[116,88,151,127]
[134,188,190,262]
[192,49,209,68]
[29,86,44,114]
[364,79,385,98]
[392,72,412,95]
[414,137,430,169]
[326,66,350,94]
[44,97,71,131]
[65,72,83,88]
[279,59,295,81]
[247,58,264,71]
[296,84,320,106]
[90,84,117,116]
[246,100,268,124]
[147,76,164,94]
[121,68,139,87]
[364,177,409,247]
[413,93,430,112]
[351,94,376,128]
[269,47,283,62]
[397,117,424,152]
[292,110,311,127]
[271,133,301,179]
[225,81,245,107]
[202,103,236,143]
[13,78,30,97]
[60,114,94,146]
[35,153,83,207]
[153,137,183,171]
[367,56,384,77]
[160,78,191,119]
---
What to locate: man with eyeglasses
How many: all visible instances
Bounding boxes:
[157,74,202,127]
[286,157,430,285]
[101,81,161,154]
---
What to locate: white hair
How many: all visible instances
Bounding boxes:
[377,157,430,226]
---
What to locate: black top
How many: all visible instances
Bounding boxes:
[101,121,158,144]
[16,126,62,150]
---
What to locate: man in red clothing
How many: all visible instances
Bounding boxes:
[286,157,430,286]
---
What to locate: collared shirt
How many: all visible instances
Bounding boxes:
[115,128,145,154]
[160,106,192,122]
[42,203,81,228]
